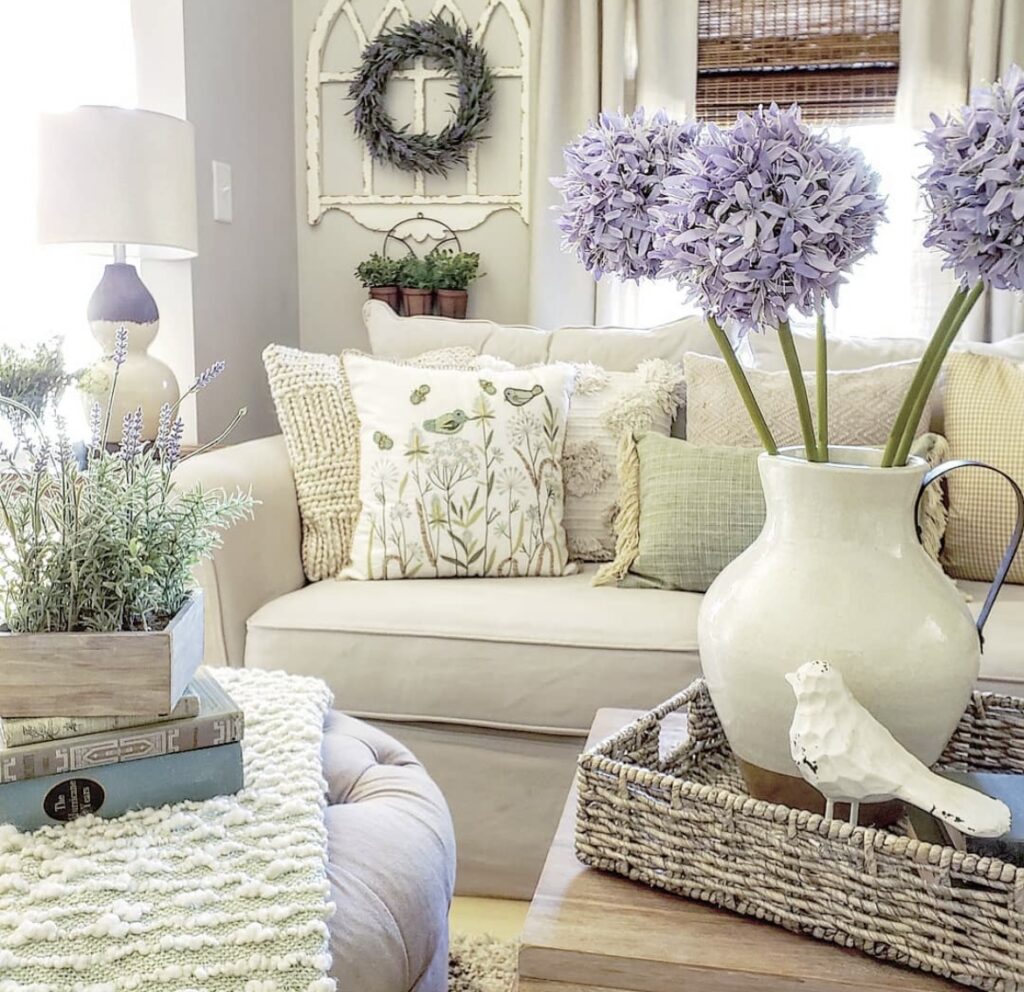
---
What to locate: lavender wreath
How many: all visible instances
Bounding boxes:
[348,14,494,177]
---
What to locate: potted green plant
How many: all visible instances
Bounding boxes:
[430,250,482,319]
[355,252,403,312]
[0,338,76,443]
[0,329,253,717]
[398,255,436,316]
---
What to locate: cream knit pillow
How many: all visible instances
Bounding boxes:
[263,344,489,581]
[942,352,1024,584]
[685,352,932,448]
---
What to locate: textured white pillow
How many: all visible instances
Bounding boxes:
[342,353,578,580]
[563,361,684,561]
[685,353,932,448]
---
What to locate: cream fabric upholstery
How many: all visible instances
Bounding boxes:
[322,710,455,991]
[363,299,719,369]
[173,436,305,667]
[245,566,699,734]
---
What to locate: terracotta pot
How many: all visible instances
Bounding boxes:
[698,446,982,811]
[368,286,400,312]
[435,288,468,319]
[400,287,433,316]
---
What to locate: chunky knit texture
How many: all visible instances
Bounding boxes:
[0,667,336,992]
[264,344,494,581]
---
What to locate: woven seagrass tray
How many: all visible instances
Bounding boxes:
[576,680,1024,991]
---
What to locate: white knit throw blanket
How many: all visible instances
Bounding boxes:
[0,667,336,992]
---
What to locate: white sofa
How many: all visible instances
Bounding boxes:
[177,310,1024,899]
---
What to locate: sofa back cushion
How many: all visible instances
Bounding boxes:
[363,299,719,370]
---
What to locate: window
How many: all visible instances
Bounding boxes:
[696,0,900,124]
[616,0,921,339]
[0,1,136,375]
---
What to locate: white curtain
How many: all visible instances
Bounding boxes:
[526,0,699,329]
[896,0,1024,342]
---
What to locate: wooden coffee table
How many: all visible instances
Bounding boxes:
[518,708,961,992]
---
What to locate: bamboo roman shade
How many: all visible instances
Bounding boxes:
[697,0,901,124]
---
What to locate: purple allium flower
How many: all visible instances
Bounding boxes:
[552,108,700,281]
[120,407,143,461]
[652,104,885,334]
[920,64,1024,291]
[193,361,225,390]
[112,327,128,368]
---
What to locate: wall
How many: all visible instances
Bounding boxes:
[184,0,301,442]
[293,0,541,356]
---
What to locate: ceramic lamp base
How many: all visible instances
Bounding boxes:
[83,262,180,441]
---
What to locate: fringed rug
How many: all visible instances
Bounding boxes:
[448,933,517,992]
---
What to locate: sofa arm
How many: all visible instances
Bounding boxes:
[174,434,305,667]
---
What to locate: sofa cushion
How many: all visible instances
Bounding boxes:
[245,566,702,734]
[244,568,1023,733]
[363,298,720,370]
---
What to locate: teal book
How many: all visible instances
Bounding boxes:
[0,742,244,831]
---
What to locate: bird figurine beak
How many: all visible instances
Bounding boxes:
[784,672,799,691]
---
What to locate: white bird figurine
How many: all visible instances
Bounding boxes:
[786,660,1011,838]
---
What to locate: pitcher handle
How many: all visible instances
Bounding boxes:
[916,459,1024,647]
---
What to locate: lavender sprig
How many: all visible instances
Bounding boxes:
[112,327,128,368]
[192,361,226,391]
[88,402,102,451]
[120,408,144,462]
[552,108,700,281]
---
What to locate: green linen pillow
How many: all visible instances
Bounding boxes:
[595,433,950,593]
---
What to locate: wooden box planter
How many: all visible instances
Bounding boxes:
[0,592,204,717]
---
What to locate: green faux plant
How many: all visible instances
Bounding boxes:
[0,329,253,634]
[429,250,482,291]
[0,338,76,427]
[354,252,403,288]
[398,255,436,290]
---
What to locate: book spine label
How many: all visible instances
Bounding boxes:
[0,712,243,784]
[0,743,244,831]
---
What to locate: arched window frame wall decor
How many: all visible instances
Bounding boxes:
[306,0,530,232]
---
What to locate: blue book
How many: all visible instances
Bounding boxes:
[0,741,244,831]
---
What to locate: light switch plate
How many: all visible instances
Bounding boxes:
[212,161,232,223]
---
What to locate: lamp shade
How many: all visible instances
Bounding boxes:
[37,105,198,259]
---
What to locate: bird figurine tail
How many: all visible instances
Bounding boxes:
[895,774,1011,839]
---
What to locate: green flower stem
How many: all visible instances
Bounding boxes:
[706,316,778,455]
[815,310,829,462]
[881,286,967,467]
[891,280,984,466]
[777,320,821,462]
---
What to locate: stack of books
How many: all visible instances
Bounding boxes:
[0,668,244,830]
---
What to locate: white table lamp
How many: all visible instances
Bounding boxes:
[37,105,198,439]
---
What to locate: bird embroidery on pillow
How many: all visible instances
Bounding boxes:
[423,409,468,434]
[503,384,543,406]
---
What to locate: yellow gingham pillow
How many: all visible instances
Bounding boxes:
[942,352,1024,584]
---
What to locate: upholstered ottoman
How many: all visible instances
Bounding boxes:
[322,710,456,992]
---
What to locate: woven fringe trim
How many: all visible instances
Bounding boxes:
[917,432,950,563]
[593,432,642,586]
